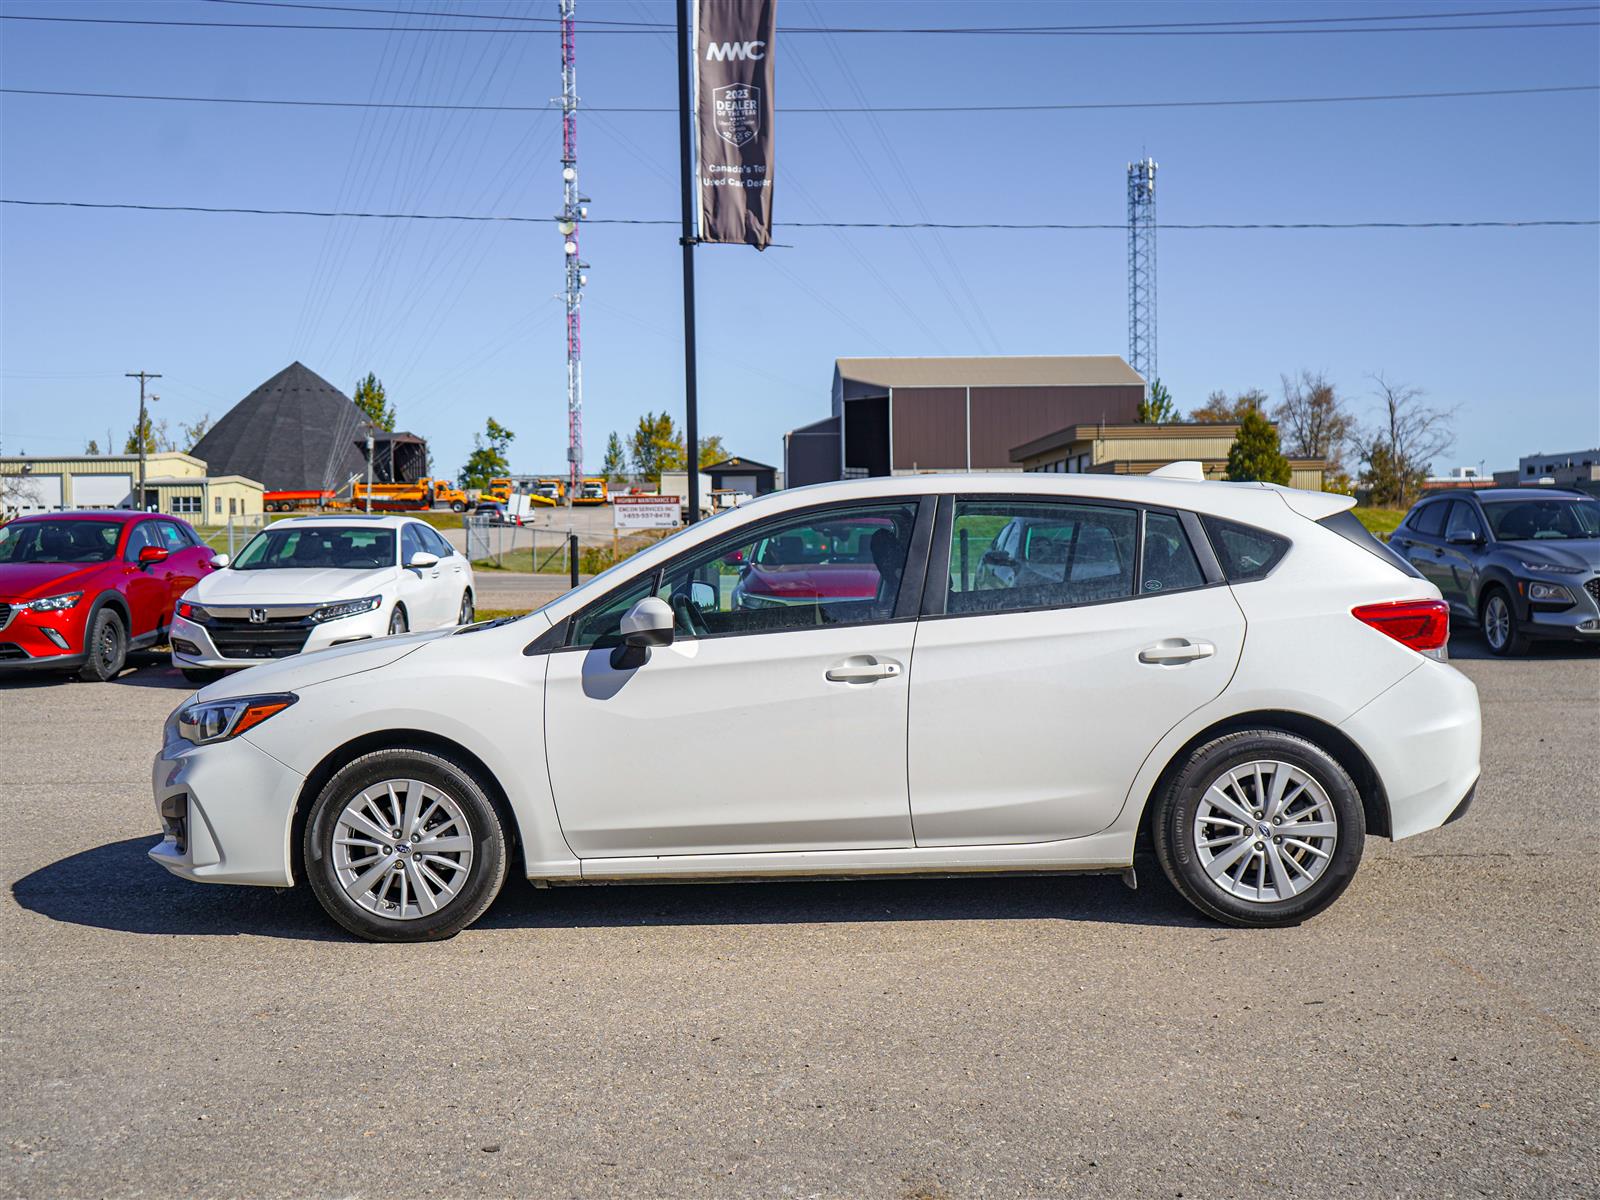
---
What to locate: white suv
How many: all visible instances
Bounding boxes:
[168,514,474,683]
[150,473,1480,940]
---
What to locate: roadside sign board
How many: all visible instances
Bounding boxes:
[614,495,682,529]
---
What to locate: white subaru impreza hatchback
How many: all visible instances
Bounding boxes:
[150,473,1480,941]
[168,514,474,683]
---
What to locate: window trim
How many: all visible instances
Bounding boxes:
[542,495,938,653]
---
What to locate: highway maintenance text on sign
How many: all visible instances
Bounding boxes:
[614,495,683,529]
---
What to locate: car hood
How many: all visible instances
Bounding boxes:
[1493,539,1600,571]
[195,627,454,699]
[0,561,107,602]
[191,565,398,603]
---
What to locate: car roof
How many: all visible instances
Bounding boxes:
[273,514,417,528]
[10,509,150,523]
[1467,487,1588,501]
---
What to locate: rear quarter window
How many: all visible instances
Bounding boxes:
[1200,516,1291,583]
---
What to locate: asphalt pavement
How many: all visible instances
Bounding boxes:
[2,636,1596,1198]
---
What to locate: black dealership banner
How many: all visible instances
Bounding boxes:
[695,0,776,249]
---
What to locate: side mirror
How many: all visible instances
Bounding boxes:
[137,545,169,568]
[209,554,231,569]
[407,551,440,569]
[722,549,745,566]
[980,548,1015,568]
[1446,530,1482,546]
[612,596,673,669]
[689,581,717,610]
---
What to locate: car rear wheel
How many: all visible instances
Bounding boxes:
[303,749,509,942]
[1480,587,1529,656]
[77,607,127,682]
[1152,730,1365,927]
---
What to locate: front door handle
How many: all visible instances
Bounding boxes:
[1139,639,1216,665]
[826,661,901,682]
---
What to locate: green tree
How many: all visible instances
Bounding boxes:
[84,439,101,455]
[601,431,628,484]
[458,417,516,489]
[124,415,174,455]
[697,435,728,468]
[1137,378,1177,423]
[353,372,396,432]
[1225,408,1292,485]
[629,411,686,484]
[1190,388,1269,423]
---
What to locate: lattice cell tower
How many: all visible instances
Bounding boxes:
[559,0,588,499]
[1127,157,1158,390]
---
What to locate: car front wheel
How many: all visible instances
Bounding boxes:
[77,606,127,682]
[388,605,408,636]
[1152,730,1365,927]
[303,749,509,942]
[1480,586,1529,656]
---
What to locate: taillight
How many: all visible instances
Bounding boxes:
[1352,599,1450,653]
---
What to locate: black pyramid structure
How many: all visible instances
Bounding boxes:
[192,362,374,494]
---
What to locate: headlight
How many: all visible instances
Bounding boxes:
[175,600,210,622]
[17,591,83,613]
[1519,560,1584,574]
[309,596,382,623]
[1527,581,1574,603]
[177,693,297,746]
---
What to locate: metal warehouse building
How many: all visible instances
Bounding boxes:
[784,356,1145,487]
[0,451,264,519]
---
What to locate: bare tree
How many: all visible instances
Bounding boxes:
[1,442,42,519]
[1354,374,1458,507]
[1189,388,1269,423]
[1275,369,1354,478]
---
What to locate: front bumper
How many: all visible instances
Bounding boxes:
[0,601,89,668]
[1340,659,1482,840]
[170,607,389,670]
[149,730,307,886]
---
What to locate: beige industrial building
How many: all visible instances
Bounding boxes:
[1010,422,1326,492]
[0,451,264,520]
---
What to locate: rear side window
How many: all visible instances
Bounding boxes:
[1412,501,1448,537]
[949,499,1136,614]
[1140,512,1205,594]
[1317,509,1425,580]
[1200,516,1290,583]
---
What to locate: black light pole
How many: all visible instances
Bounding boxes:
[675,0,700,523]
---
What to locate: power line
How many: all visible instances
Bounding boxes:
[6,199,1595,231]
[5,83,1594,115]
[3,12,1596,36]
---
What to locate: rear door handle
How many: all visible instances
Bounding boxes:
[826,661,901,682]
[1139,640,1216,665]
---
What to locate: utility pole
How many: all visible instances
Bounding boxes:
[125,370,161,510]
[675,0,700,522]
[559,0,588,508]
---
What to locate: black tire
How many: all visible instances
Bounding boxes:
[1151,729,1365,928]
[451,501,466,513]
[388,605,408,635]
[303,748,509,942]
[77,606,128,682]
[457,591,474,626]
[1479,586,1529,657]
[181,668,224,686]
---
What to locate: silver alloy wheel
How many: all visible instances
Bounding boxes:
[458,593,473,625]
[1193,759,1338,903]
[331,779,474,920]
[389,607,407,635]
[1484,594,1510,649]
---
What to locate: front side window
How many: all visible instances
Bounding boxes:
[1141,511,1205,594]
[421,525,455,558]
[123,522,160,561]
[1445,501,1486,541]
[568,502,920,648]
[948,500,1136,614]
[233,526,397,570]
[401,524,427,564]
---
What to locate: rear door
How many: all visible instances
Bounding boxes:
[154,520,206,613]
[908,499,1246,846]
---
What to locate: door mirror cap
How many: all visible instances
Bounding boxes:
[137,545,169,567]
[209,554,231,569]
[407,551,440,569]
[620,595,674,648]
[1446,530,1482,546]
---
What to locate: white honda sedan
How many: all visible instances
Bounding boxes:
[168,514,474,684]
[150,472,1480,941]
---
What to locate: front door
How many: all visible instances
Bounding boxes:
[1439,500,1486,616]
[543,498,929,859]
[119,521,170,637]
[908,499,1246,845]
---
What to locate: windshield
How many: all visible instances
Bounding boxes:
[233,526,397,570]
[0,519,120,564]
[1481,498,1600,541]
[753,520,890,567]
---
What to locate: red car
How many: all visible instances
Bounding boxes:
[0,511,217,681]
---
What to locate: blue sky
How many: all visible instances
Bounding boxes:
[2,0,1597,484]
